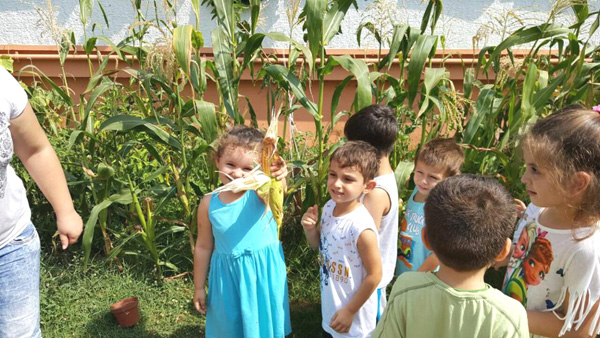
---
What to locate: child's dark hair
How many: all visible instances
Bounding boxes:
[215,125,264,160]
[415,138,464,177]
[425,175,516,272]
[521,105,600,224]
[330,141,380,181]
[344,105,398,157]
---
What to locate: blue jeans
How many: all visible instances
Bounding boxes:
[0,222,41,338]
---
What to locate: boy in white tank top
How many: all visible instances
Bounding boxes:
[302,141,383,337]
[344,105,399,320]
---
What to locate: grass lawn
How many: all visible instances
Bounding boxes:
[39,243,323,337]
[40,252,505,338]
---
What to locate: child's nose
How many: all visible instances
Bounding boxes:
[520,172,529,184]
[333,179,342,188]
[232,168,244,178]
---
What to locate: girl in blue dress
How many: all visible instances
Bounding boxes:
[193,126,291,338]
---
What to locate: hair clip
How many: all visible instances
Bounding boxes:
[593,105,600,113]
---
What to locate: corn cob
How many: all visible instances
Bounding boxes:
[258,111,284,238]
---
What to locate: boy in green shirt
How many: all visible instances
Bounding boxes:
[373,175,529,338]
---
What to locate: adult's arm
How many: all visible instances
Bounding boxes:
[10,103,82,249]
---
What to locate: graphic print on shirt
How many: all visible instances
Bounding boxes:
[0,111,12,199]
[503,221,554,307]
[397,218,414,269]
[319,230,331,289]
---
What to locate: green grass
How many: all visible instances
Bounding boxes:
[39,226,507,337]
[40,254,204,337]
[39,230,324,338]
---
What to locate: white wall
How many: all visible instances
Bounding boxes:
[1,0,598,49]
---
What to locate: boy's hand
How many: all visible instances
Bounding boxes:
[330,307,355,333]
[514,198,526,218]
[193,288,207,314]
[270,158,288,181]
[301,205,318,230]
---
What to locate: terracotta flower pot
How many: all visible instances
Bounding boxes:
[110,297,140,328]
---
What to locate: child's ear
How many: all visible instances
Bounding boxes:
[364,179,377,193]
[568,171,591,198]
[494,238,512,263]
[422,227,432,250]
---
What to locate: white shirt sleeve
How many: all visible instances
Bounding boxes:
[0,68,28,119]
[552,239,600,336]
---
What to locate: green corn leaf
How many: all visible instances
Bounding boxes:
[306,0,326,70]
[418,67,447,118]
[194,100,218,144]
[104,232,139,263]
[378,24,409,71]
[589,12,599,39]
[173,25,194,75]
[264,65,318,117]
[394,160,415,197]
[84,79,117,122]
[420,0,434,34]
[328,55,371,111]
[407,35,437,106]
[250,0,261,33]
[100,115,182,150]
[97,1,110,28]
[331,75,354,115]
[18,65,73,106]
[82,190,134,269]
[487,24,569,73]
[213,0,234,38]
[463,86,502,144]
[463,68,475,101]
[323,0,357,45]
[191,0,200,27]
[571,2,589,26]
[520,61,538,120]
[356,22,379,47]
[211,28,237,120]
[243,32,313,73]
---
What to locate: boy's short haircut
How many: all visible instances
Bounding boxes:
[330,141,380,182]
[344,105,398,157]
[424,175,516,272]
[415,138,465,177]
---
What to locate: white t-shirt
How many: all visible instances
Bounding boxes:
[0,68,31,248]
[319,200,379,338]
[504,204,600,337]
[373,173,398,289]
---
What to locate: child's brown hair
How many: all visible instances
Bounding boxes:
[521,105,600,225]
[214,125,263,160]
[415,138,464,177]
[330,141,380,182]
[425,175,516,271]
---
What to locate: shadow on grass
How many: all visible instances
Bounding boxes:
[289,300,321,338]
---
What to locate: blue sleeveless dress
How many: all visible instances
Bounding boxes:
[206,190,291,338]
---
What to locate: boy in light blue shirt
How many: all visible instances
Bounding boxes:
[396,138,464,275]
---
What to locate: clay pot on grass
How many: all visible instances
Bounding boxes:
[110,297,140,328]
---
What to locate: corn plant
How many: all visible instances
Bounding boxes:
[459,3,600,195]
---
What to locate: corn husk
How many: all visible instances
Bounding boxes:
[207,167,270,195]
